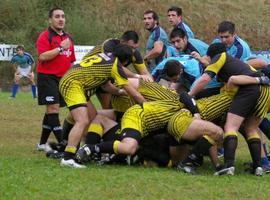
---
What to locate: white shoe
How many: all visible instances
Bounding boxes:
[60,159,86,168]
[36,143,52,152]
[214,166,235,176]
[254,167,264,176]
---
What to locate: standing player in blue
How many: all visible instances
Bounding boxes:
[10,45,37,99]
[167,6,194,39]
[212,21,251,61]
[143,9,177,72]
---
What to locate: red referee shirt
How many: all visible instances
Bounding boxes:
[36,27,76,77]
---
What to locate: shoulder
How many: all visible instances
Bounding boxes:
[234,36,250,48]
[11,54,19,62]
[37,30,49,40]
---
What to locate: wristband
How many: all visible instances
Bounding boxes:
[58,46,64,53]
[134,74,141,79]
[118,89,125,95]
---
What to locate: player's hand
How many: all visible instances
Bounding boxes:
[60,38,71,50]
[140,74,153,82]
[191,51,201,60]
[258,76,270,85]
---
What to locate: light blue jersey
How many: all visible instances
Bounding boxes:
[11,52,35,68]
[180,38,209,56]
[176,21,195,39]
[146,25,170,71]
[152,55,222,90]
[212,36,251,61]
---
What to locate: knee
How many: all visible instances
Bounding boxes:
[125,142,138,155]
[77,117,90,128]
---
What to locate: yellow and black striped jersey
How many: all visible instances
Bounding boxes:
[121,99,184,137]
[111,80,179,112]
[83,38,146,72]
[205,52,256,82]
[60,53,128,92]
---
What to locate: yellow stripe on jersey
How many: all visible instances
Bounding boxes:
[111,80,179,113]
[205,52,227,75]
[196,92,233,121]
[111,58,128,87]
[253,85,270,118]
[133,62,146,71]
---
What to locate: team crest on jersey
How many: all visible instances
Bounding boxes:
[98,53,111,61]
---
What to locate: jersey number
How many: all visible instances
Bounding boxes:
[80,55,102,67]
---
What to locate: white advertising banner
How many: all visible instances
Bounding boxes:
[0,44,17,61]
[0,44,94,62]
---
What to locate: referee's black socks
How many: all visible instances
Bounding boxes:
[47,113,63,143]
[39,113,51,145]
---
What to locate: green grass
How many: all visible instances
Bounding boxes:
[1,92,270,200]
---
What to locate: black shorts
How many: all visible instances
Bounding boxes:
[37,73,66,107]
[229,85,260,118]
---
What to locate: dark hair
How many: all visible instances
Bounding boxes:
[218,21,235,34]
[206,43,227,58]
[16,45,25,51]
[144,9,159,23]
[170,28,186,39]
[164,60,183,77]
[113,44,133,64]
[48,7,64,18]
[121,31,139,43]
[167,6,182,16]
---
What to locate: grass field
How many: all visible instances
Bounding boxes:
[1,92,270,200]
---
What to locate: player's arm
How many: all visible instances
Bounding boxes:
[188,73,212,97]
[38,38,71,61]
[191,51,209,67]
[132,51,153,82]
[179,91,200,119]
[12,64,18,73]
[101,81,127,96]
[144,41,163,61]
[122,67,152,81]
[123,83,146,104]
[228,75,270,86]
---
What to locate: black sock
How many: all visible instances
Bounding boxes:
[102,125,121,141]
[64,152,75,160]
[92,141,115,154]
[47,113,62,143]
[191,137,213,157]
[62,119,74,141]
[247,138,261,169]
[85,132,101,145]
[224,136,238,167]
[39,114,51,144]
